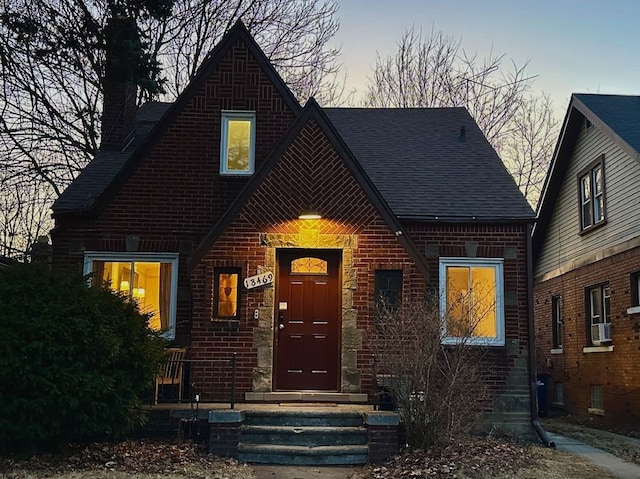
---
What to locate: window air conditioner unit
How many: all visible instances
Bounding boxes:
[591,322,612,345]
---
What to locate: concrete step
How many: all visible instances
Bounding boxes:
[237,443,368,465]
[241,425,367,446]
[244,410,363,427]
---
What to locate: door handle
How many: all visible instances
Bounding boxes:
[278,311,285,330]
[279,323,285,330]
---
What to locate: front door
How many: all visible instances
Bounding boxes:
[275,250,341,391]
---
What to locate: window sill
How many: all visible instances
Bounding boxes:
[582,345,614,353]
[588,408,605,416]
[627,306,640,315]
[550,348,563,355]
[441,337,504,347]
[551,402,565,407]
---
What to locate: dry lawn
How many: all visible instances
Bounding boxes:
[542,417,640,466]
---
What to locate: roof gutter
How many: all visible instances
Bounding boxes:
[397,215,536,223]
[526,222,555,448]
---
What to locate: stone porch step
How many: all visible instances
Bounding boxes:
[241,425,367,446]
[237,410,368,465]
[237,443,368,465]
[245,392,368,403]
[244,410,364,427]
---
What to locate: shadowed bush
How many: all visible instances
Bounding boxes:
[0,263,166,452]
[370,294,489,449]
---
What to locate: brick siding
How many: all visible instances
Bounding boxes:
[534,245,640,425]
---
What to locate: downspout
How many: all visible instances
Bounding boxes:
[527,222,556,448]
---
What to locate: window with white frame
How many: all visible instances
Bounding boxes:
[84,252,179,339]
[552,296,563,349]
[439,257,505,346]
[587,283,611,345]
[578,156,606,232]
[220,111,255,175]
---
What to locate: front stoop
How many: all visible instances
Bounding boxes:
[208,409,399,465]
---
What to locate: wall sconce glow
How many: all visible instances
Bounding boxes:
[298,208,321,220]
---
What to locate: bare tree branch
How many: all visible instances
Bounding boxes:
[364,26,559,206]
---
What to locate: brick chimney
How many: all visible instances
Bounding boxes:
[101,17,138,151]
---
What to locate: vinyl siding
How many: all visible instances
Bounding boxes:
[535,124,640,279]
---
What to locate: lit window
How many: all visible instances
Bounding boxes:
[220,111,255,175]
[587,283,611,345]
[291,257,328,274]
[579,156,606,231]
[84,252,178,339]
[552,296,563,349]
[439,258,504,346]
[214,268,240,319]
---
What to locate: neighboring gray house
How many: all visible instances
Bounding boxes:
[534,94,640,424]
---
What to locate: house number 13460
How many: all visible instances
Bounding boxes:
[243,272,274,289]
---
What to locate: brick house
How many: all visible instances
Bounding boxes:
[534,94,640,424]
[51,21,536,436]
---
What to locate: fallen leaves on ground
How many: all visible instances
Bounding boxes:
[366,436,538,478]
[0,440,255,479]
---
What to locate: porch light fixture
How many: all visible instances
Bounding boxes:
[298,208,321,220]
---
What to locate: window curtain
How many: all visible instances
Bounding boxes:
[159,263,172,330]
[92,261,106,287]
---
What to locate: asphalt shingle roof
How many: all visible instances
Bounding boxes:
[52,102,171,213]
[54,104,533,221]
[325,107,534,220]
[574,94,640,154]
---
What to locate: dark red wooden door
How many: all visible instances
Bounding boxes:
[275,250,341,391]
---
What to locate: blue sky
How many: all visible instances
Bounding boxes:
[332,0,640,115]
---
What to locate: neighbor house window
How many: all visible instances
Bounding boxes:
[214,268,241,319]
[374,270,403,311]
[220,111,255,175]
[631,272,640,307]
[578,156,606,231]
[552,296,563,349]
[84,252,178,339]
[590,384,604,412]
[554,382,564,406]
[587,283,611,345]
[439,258,505,346]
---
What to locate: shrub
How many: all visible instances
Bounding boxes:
[0,263,166,452]
[370,295,488,449]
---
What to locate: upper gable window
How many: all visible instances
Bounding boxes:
[578,156,606,232]
[220,111,255,175]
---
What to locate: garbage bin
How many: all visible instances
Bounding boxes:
[536,374,551,417]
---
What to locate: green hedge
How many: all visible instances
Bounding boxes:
[0,263,166,452]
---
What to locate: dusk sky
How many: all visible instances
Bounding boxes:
[331,0,640,116]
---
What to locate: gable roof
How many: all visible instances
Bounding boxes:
[324,108,533,222]
[52,21,300,216]
[52,102,170,213]
[533,93,640,255]
[189,98,430,278]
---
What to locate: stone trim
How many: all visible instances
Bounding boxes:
[252,231,362,393]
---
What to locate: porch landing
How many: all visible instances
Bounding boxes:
[149,401,397,465]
